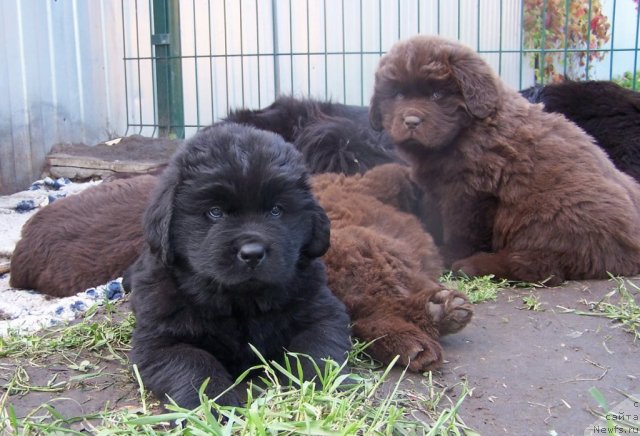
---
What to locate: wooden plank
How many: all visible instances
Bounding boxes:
[46,154,161,172]
[0,261,10,275]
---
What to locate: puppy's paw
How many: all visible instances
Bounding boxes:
[402,334,444,372]
[451,257,481,277]
[427,289,473,335]
[369,332,443,372]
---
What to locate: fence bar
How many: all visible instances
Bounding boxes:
[207,0,215,122]
[498,0,503,75]
[609,0,617,80]
[192,0,200,128]
[152,0,184,138]
[271,0,280,97]
[518,0,524,89]
[585,0,593,79]
[323,0,328,99]
[540,0,548,84]
[559,0,567,78]
[239,0,246,106]
[633,2,640,90]
[121,0,131,136]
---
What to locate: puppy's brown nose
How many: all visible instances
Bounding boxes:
[238,243,266,268]
[403,115,422,129]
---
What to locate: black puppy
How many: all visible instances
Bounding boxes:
[129,123,351,409]
[521,80,640,182]
[225,96,399,175]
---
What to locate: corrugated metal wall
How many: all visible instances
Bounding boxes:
[0,0,127,194]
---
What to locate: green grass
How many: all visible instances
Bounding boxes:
[559,275,640,339]
[521,293,544,311]
[0,308,135,363]
[1,348,473,434]
[0,304,476,434]
[439,272,510,303]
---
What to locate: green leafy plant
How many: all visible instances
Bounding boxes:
[439,272,509,303]
[613,70,640,90]
[521,293,544,311]
[523,0,611,82]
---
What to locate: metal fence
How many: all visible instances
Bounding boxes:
[124,0,640,139]
[0,0,638,194]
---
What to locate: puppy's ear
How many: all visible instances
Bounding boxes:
[304,203,331,258]
[449,53,500,119]
[369,54,390,132]
[369,93,384,131]
[143,165,179,265]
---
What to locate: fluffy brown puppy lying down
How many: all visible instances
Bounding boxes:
[9,176,157,297]
[370,35,640,285]
[312,163,472,370]
[9,163,472,371]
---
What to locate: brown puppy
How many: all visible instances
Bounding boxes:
[10,175,156,297]
[313,163,472,371]
[9,163,472,371]
[370,35,640,285]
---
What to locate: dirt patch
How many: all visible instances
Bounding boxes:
[3,360,139,420]
[0,300,144,429]
[2,278,638,434]
[435,278,639,434]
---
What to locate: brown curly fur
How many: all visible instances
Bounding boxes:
[9,176,156,297]
[9,162,472,371]
[313,163,472,371]
[370,35,640,285]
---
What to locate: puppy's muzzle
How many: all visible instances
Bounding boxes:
[237,242,266,269]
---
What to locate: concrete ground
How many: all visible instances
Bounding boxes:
[436,279,639,434]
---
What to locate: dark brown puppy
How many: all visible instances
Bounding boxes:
[226,96,399,175]
[313,163,472,371]
[370,35,640,285]
[9,176,156,296]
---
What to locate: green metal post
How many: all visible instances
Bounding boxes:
[152,0,184,138]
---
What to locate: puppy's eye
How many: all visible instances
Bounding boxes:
[270,205,283,217]
[430,91,443,101]
[207,206,224,219]
[395,91,404,99]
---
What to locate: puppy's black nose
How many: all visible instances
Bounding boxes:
[403,115,422,129]
[237,243,266,268]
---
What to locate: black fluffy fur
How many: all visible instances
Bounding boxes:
[521,80,640,181]
[225,96,399,175]
[129,123,351,409]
